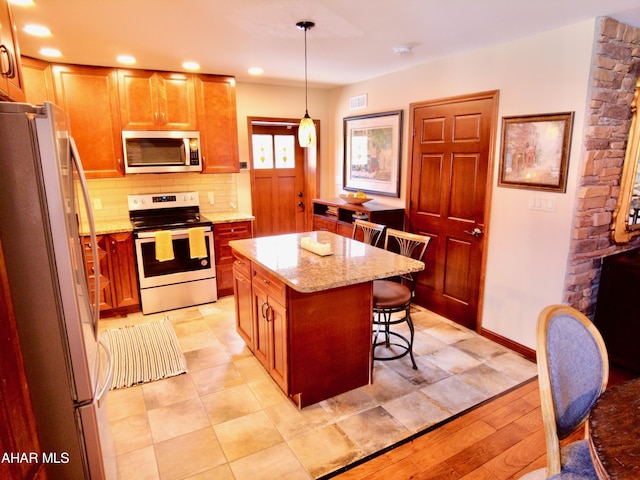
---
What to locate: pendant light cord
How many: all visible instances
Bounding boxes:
[304,25,308,114]
[297,21,314,116]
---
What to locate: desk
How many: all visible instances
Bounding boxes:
[588,378,640,479]
[229,231,425,407]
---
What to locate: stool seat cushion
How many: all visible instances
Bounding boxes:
[373,280,412,308]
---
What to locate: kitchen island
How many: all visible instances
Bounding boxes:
[229,231,424,407]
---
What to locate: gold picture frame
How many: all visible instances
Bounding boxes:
[498,112,574,192]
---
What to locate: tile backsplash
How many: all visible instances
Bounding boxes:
[86,172,239,222]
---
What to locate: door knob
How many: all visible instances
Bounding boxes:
[464,227,483,238]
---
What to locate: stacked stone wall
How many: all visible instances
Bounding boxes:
[564,17,640,316]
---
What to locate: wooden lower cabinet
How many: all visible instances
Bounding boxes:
[232,251,253,347]
[312,198,405,239]
[232,251,373,407]
[214,221,253,297]
[252,264,288,394]
[84,233,139,317]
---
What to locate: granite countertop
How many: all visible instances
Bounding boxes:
[229,231,424,293]
[87,212,254,235]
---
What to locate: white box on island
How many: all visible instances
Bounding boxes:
[300,236,332,256]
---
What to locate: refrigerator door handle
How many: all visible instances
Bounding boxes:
[96,337,114,407]
[70,137,101,336]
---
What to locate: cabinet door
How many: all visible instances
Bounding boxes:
[117,69,158,129]
[52,64,123,177]
[195,74,239,173]
[233,265,253,350]
[118,69,197,130]
[252,282,270,369]
[107,233,139,310]
[85,235,114,312]
[267,297,288,393]
[0,0,25,102]
[157,71,197,130]
[21,56,55,104]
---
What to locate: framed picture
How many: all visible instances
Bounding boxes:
[498,112,574,192]
[343,110,402,197]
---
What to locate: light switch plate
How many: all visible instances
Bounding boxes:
[528,195,556,211]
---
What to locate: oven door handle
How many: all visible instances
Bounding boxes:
[136,226,212,239]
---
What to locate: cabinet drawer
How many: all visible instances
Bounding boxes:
[313,214,337,232]
[232,251,251,278]
[214,221,253,263]
[336,222,354,238]
[252,264,286,305]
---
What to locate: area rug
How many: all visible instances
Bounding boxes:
[100,319,187,389]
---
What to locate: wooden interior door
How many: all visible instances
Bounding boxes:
[408,91,498,331]
[250,121,308,237]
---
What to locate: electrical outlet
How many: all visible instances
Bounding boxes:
[208,191,215,204]
[93,198,102,210]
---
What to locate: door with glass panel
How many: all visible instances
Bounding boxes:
[250,121,307,237]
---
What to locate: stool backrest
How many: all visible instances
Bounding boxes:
[383,229,430,291]
[384,228,430,261]
[352,219,386,247]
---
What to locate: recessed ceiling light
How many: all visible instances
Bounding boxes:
[39,48,62,58]
[182,61,200,71]
[23,24,51,37]
[9,0,35,6]
[117,55,136,65]
[248,67,264,76]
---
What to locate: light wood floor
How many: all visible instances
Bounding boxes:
[335,366,638,480]
[333,378,567,480]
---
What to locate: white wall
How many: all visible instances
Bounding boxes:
[328,19,597,349]
[234,82,332,214]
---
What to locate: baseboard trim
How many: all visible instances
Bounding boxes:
[481,327,536,362]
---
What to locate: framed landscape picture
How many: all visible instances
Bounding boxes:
[498,112,574,192]
[343,110,402,197]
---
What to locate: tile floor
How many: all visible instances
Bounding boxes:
[101,296,537,480]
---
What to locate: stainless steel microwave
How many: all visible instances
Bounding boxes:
[122,130,202,174]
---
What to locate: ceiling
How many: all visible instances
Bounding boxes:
[10,0,640,89]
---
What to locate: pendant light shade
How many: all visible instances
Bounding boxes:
[299,111,316,147]
[297,21,316,147]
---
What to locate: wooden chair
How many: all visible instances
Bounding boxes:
[351,219,385,247]
[372,229,429,370]
[535,304,609,478]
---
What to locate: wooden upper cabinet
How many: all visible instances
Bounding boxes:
[118,69,197,130]
[52,64,123,177]
[21,56,55,104]
[0,0,25,102]
[195,74,239,173]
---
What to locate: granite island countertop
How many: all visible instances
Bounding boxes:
[229,231,424,293]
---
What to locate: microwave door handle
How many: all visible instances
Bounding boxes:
[71,137,101,334]
[183,138,188,166]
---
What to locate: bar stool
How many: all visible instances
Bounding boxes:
[351,219,385,247]
[372,229,430,370]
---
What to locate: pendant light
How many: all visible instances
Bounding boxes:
[297,20,316,147]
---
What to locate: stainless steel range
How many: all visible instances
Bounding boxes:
[128,192,217,314]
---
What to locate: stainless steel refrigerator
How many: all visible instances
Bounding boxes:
[0,102,115,478]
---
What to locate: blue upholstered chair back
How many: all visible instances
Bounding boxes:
[545,312,606,438]
[537,305,608,477]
